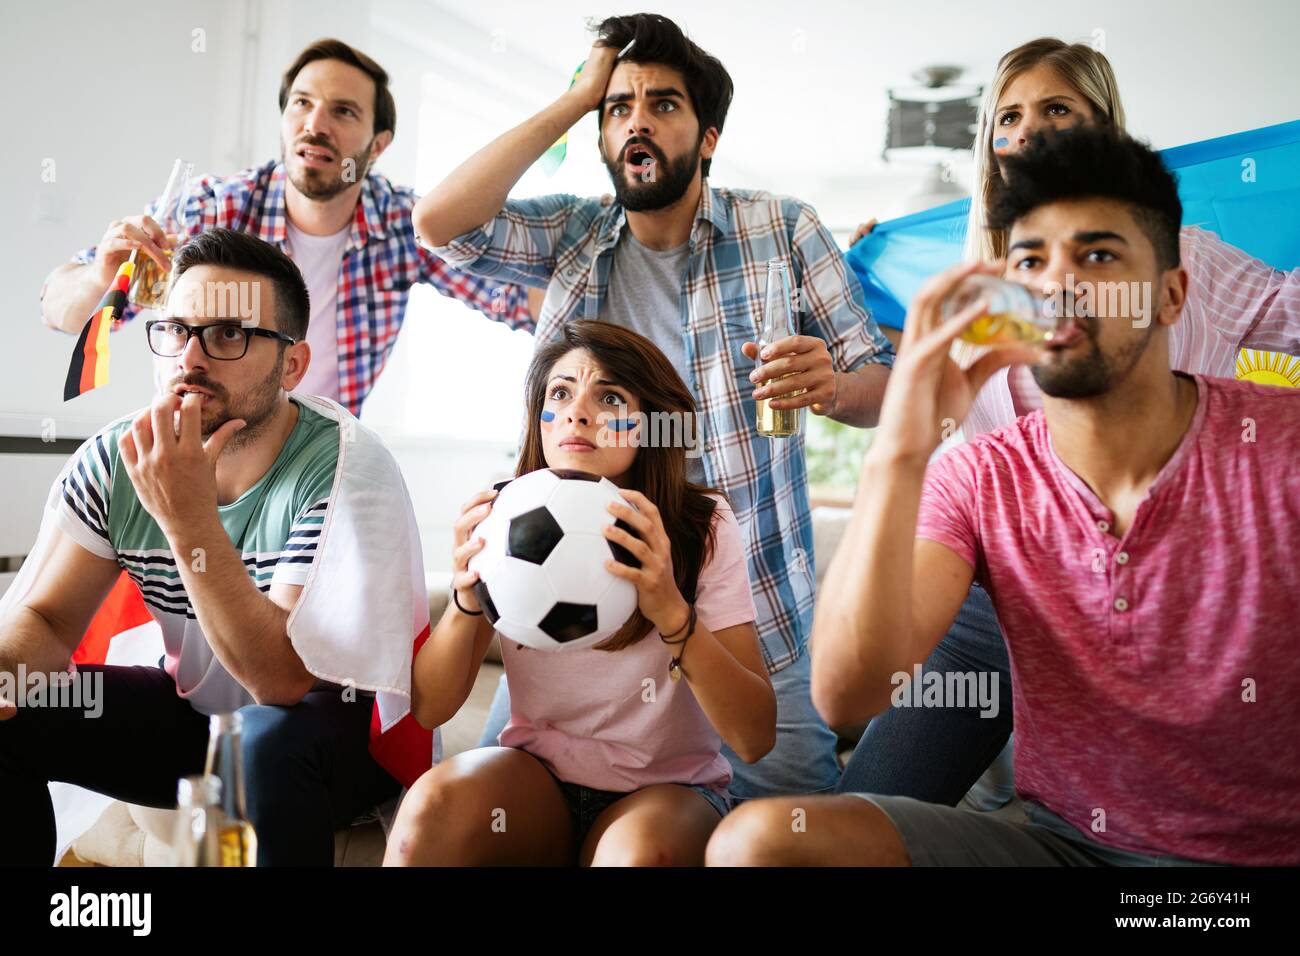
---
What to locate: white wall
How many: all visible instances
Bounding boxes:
[0,0,489,573]
[3,1,236,439]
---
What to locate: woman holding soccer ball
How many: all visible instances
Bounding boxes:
[384,320,775,866]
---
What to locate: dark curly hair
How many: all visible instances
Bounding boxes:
[593,13,733,179]
[987,127,1182,272]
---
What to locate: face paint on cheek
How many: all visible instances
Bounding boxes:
[540,409,556,431]
[993,137,1010,151]
[606,417,638,433]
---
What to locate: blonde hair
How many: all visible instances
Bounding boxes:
[966,38,1127,262]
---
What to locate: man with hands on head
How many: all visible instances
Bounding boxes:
[2,229,418,866]
[414,12,894,799]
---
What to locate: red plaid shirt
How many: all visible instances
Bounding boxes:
[71,160,531,415]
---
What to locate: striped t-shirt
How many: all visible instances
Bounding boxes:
[54,396,339,715]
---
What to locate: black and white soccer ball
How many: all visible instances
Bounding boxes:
[467,468,641,650]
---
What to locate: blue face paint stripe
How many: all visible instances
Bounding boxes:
[608,418,638,432]
[993,137,1009,149]
[540,410,556,422]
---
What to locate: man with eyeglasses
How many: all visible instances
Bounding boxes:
[0,229,426,866]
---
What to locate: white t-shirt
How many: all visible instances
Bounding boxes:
[285,221,349,401]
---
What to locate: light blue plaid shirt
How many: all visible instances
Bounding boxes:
[432,184,894,671]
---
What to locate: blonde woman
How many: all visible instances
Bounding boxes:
[839,37,1300,805]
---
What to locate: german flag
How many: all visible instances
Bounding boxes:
[63,257,133,401]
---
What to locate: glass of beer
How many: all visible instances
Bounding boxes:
[128,158,193,309]
[943,275,1056,347]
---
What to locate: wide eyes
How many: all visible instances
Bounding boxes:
[547,386,627,405]
[997,103,1071,126]
[609,101,677,117]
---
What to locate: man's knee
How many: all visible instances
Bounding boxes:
[238,702,297,765]
[706,798,804,866]
[707,795,908,866]
[234,701,340,807]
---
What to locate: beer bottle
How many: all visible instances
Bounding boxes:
[171,774,221,866]
[204,712,259,867]
[756,258,803,437]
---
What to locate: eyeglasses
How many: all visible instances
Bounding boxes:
[145,319,297,361]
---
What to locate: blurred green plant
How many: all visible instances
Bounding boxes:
[805,414,874,492]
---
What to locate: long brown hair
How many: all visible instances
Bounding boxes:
[517,321,722,651]
[967,37,1126,262]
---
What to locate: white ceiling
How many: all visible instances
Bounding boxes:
[425,0,1300,227]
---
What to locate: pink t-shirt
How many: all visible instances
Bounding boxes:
[917,374,1300,864]
[970,225,1300,432]
[498,498,756,794]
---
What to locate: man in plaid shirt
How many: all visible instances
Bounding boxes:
[417,14,895,798]
[41,38,528,417]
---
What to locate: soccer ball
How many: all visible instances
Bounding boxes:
[468,468,641,650]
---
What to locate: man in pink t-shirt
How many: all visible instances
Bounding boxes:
[706,128,1300,867]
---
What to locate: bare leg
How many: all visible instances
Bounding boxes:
[705,794,911,866]
[383,746,574,866]
[581,784,723,867]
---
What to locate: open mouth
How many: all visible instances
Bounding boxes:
[173,385,215,402]
[297,145,335,166]
[624,144,657,171]
[1044,321,1086,350]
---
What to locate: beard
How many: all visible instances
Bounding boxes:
[168,350,284,453]
[1030,318,1155,399]
[283,135,374,200]
[603,136,700,212]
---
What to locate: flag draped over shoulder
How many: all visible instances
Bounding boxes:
[846,119,1300,330]
[1,396,438,811]
[283,395,439,785]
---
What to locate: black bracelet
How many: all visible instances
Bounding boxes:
[666,605,697,683]
[452,589,483,616]
[661,604,696,647]
[659,604,694,644]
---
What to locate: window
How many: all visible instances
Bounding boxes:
[363,16,611,442]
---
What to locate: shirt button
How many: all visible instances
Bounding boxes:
[1114,597,1129,612]
[1097,520,1111,533]
[1115,552,1129,565]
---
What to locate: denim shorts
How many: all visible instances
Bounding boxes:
[543,766,732,841]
